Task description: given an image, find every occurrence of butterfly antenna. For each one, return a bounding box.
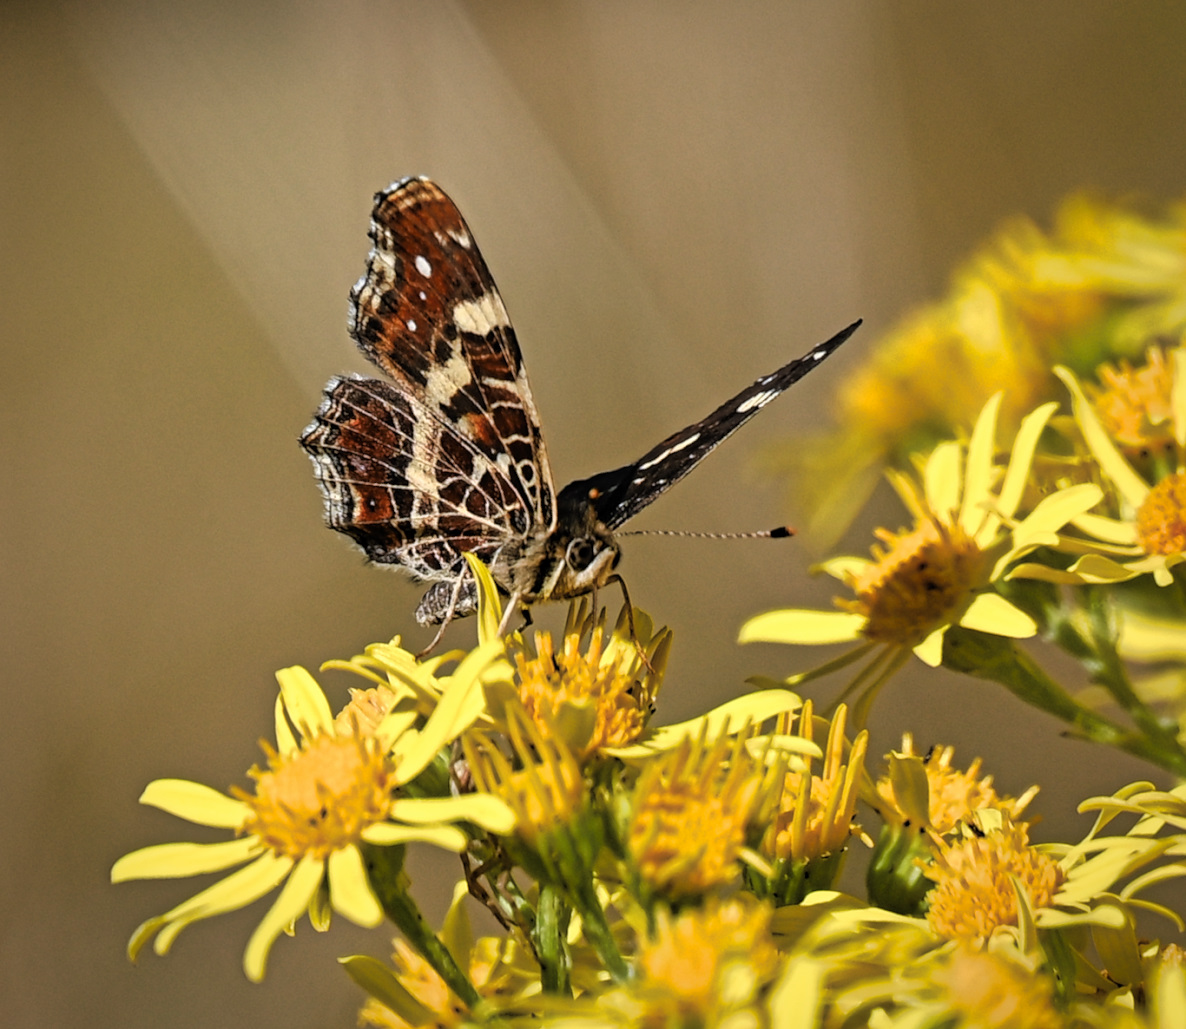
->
[617,526,795,539]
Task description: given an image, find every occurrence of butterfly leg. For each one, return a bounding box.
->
[496,592,526,636]
[603,574,655,673]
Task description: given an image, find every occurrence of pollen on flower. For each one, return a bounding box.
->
[334,684,398,736]
[875,736,1037,834]
[629,734,762,899]
[515,627,651,758]
[636,896,779,1019]
[237,733,395,860]
[1088,346,1175,453]
[923,820,1065,939]
[1136,471,1186,556]
[841,518,986,645]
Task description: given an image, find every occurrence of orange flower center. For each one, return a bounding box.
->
[238,733,394,859]
[842,518,986,645]
[1136,471,1186,556]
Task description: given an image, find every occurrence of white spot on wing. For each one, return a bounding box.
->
[407,319,417,332]
[418,290,427,301]
[737,389,777,413]
[453,292,510,335]
[637,432,700,470]
[415,255,432,277]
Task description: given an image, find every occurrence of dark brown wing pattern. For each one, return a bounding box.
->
[300,177,554,589]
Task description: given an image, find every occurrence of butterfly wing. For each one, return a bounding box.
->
[301,374,535,578]
[556,321,861,529]
[349,177,555,532]
[301,177,554,589]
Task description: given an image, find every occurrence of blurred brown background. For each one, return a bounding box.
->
[6,3,1186,1026]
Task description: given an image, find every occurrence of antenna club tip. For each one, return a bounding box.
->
[770,525,795,539]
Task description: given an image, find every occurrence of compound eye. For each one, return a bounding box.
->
[565,537,596,571]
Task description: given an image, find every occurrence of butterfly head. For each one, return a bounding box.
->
[525,485,621,602]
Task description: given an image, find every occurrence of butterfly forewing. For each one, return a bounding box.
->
[559,320,862,529]
[349,177,555,530]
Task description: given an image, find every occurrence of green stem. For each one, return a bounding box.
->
[533,884,571,995]
[942,628,1186,777]
[552,829,628,982]
[362,844,482,1010]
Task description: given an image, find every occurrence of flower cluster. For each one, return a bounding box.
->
[115,193,1186,1027]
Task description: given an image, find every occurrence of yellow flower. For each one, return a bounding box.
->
[1013,352,1186,587]
[927,947,1064,1029]
[112,646,512,981]
[872,735,1038,836]
[463,700,586,852]
[762,701,868,868]
[627,729,774,900]
[778,193,1186,544]
[742,395,1099,719]
[923,816,1065,940]
[506,601,671,762]
[609,895,780,1029]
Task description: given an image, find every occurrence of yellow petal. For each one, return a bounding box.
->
[138,779,249,829]
[924,440,963,521]
[1072,511,1139,545]
[768,956,823,1029]
[815,556,869,581]
[361,823,468,850]
[136,851,293,959]
[606,689,803,759]
[327,845,383,927]
[997,401,1059,520]
[1173,347,1186,448]
[112,837,260,882]
[392,640,503,781]
[243,854,324,981]
[1066,554,1145,583]
[1118,611,1186,662]
[1014,484,1104,543]
[339,955,432,1025]
[389,794,515,834]
[913,627,947,667]
[957,593,1037,638]
[960,392,1003,535]
[465,552,503,646]
[1055,365,1150,508]
[275,666,333,740]
[739,609,866,645]
[273,693,297,755]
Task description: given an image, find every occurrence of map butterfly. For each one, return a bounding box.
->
[301,177,860,642]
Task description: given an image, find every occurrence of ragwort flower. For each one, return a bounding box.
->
[112,644,511,981]
[627,728,777,901]
[774,193,1186,544]
[741,394,1100,718]
[1013,351,1186,587]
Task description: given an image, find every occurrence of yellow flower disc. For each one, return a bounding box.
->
[239,734,394,860]
[1089,346,1175,452]
[1136,471,1186,556]
[843,519,986,645]
[924,822,1064,939]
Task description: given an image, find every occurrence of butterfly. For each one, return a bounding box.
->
[300,177,859,643]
